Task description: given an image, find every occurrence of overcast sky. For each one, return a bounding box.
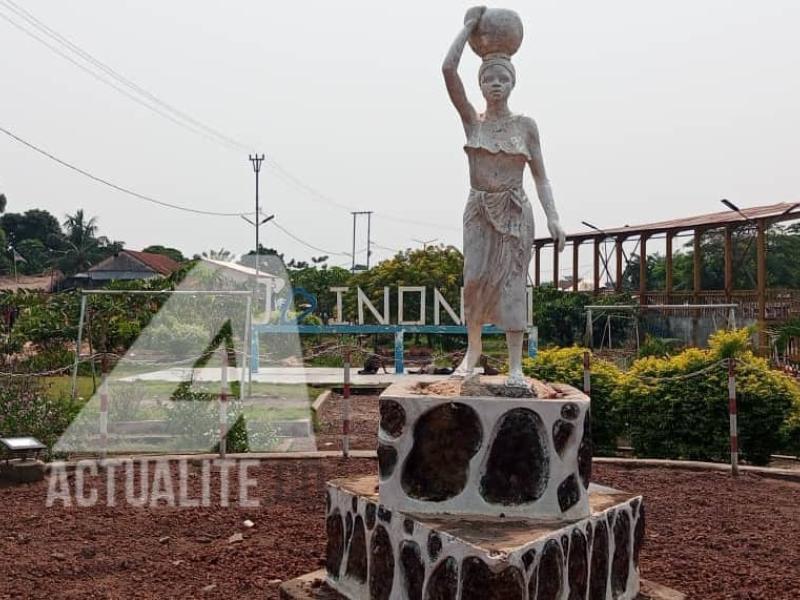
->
[1,1,799,279]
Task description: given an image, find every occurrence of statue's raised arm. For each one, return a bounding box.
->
[441,7,485,129]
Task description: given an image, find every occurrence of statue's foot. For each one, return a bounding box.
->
[505,370,530,389]
[451,357,475,379]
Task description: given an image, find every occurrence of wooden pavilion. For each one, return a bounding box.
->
[533,201,800,350]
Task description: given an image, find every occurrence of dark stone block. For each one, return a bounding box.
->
[558,474,581,513]
[345,516,367,582]
[402,403,482,502]
[526,562,538,600]
[378,505,392,524]
[578,411,593,489]
[370,525,394,600]
[480,408,549,505]
[325,491,331,514]
[325,511,344,580]
[568,528,589,600]
[404,518,415,535]
[400,541,425,600]
[461,557,524,600]
[612,511,632,596]
[378,444,399,479]
[553,420,575,457]
[522,548,537,572]
[586,522,594,546]
[634,504,646,565]
[351,496,358,513]
[631,498,641,517]
[589,521,609,600]
[365,502,377,530]
[427,532,443,562]
[561,403,580,421]
[380,399,406,438]
[345,512,353,546]
[536,539,563,600]
[427,557,458,600]
[561,534,570,556]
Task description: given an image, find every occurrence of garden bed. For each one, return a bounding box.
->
[0,459,798,599]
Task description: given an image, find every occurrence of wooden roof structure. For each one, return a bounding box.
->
[532,201,800,350]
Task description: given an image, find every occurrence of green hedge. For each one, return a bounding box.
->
[617,329,800,465]
[523,329,800,465]
[523,347,624,455]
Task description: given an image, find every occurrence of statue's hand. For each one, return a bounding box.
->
[464,6,486,29]
[548,220,567,253]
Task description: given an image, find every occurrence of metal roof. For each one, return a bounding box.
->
[535,201,800,245]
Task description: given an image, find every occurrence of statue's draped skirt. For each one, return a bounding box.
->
[463,186,534,331]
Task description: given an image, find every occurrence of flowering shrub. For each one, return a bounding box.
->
[523,346,625,454]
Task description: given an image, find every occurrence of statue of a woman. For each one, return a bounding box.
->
[444,6,566,387]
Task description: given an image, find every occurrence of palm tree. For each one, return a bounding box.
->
[202,247,234,262]
[60,209,102,274]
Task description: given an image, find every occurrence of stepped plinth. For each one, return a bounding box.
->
[280,376,683,600]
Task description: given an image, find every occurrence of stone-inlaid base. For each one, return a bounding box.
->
[324,475,645,600]
[280,571,685,600]
[378,378,592,520]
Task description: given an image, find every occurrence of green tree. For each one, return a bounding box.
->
[143,245,185,263]
[15,239,49,275]
[0,208,62,247]
[349,245,464,323]
[57,209,124,275]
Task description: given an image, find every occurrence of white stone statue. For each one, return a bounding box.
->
[444,6,566,388]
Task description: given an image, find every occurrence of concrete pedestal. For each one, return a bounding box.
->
[323,475,644,600]
[377,378,592,520]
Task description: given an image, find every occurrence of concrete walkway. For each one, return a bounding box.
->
[122,367,450,386]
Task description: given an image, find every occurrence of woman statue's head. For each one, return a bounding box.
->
[479,56,516,103]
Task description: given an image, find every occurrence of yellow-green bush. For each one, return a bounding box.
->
[617,328,800,465]
[523,347,625,454]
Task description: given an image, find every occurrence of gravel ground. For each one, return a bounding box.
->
[315,392,380,451]
[1,458,798,599]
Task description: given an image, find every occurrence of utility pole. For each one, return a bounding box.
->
[248,154,265,275]
[350,211,373,272]
[413,238,438,250]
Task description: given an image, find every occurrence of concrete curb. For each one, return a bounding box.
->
[45,454,800,483]
[595,457,800,483]
[311,389,332,414]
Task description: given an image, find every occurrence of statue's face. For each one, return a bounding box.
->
[480,64,514,102]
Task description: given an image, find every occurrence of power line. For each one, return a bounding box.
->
[0,7,242,153]
[0,0,249,153]
[0,2,460,234]
[269,220,350,257]
[0,125,254,217]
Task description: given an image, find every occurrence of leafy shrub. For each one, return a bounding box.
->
[0,376,79,456]
[617,328,799,465]
[637,335,684,359]
[523,346,624,454]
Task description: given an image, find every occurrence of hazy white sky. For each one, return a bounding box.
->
[1,1,799,279]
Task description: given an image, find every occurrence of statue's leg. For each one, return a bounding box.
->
[506,330,527,386]
[454,321,483,376]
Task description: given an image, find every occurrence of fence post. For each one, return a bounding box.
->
[527,326,539,359]
[99,354,109,460]
[728,358,739,477]
[71,294,88,401]
[394,331,405,374]
[585,309,593,349]
[583,351,591,396]
[219,347,229,459]
[342,350,351,458]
